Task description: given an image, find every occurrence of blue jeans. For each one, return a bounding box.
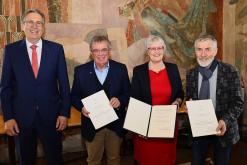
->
[192,136,232,165]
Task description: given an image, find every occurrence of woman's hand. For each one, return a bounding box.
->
[172,98,182,112]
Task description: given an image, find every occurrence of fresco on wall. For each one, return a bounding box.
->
[235,0,247,131]
[236,0,247,92]
[122,0,218,71]
[0,0,222,86]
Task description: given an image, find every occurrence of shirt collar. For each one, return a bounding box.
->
[94,61,110,71]
[26,38,42,48]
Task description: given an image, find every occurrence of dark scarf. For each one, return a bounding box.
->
[198,59,218,99]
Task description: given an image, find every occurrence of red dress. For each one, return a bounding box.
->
[133,69,178,165]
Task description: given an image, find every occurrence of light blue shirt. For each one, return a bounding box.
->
[94,62,110,85]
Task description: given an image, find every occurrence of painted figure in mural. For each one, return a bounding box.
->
[71,35,130,165]
[186,34,243,165]
[131,35,184,165]
[0,9,71,164]
[122,0,217,69]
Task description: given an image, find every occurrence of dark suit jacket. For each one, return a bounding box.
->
[186,60,244,146]
[71,60,130,141]
[1,39,71,127]
[131,62,184,105]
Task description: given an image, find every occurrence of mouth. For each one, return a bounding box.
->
[197,57,214,67]
[152,54,162,57]
[97,56,107,61]
[198,57,209,61]
[30,29,40,35]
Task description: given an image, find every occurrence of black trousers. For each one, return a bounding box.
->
[15,113,63,165]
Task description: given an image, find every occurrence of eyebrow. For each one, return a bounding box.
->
[196,47,212,49]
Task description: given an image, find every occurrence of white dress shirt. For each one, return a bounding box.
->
[26,39,42,68]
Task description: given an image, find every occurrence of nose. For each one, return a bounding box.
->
[96,51,105,56]
[202,50,210,57]
[29,21,43,28]
[154,48,160,52]
[200,50,205,56]
[197,49,207,57]
[32,22,40,28]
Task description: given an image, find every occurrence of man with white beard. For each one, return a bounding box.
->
[186,34,243,165]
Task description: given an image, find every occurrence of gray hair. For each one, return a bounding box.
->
[146,35,166,51]
[89,35,112,51]
[21,9,45,24]
[194,34,217,50]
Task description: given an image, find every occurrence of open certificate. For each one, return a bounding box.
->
[124,97,177,138]
[81,90,118,130]
[186,99,219,137]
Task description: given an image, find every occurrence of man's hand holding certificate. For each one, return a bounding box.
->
[124,97,177,138]
[186,99,220,137]
[81,90,118,130]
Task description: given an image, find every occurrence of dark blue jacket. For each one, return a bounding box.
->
[1,39,71,127]
[71,60,130,141]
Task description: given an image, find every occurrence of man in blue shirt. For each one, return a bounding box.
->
[71,35,130,165]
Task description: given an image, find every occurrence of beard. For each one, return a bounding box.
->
[197,57,215,67]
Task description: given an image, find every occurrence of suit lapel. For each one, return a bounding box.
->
[216,62,223,109]
[106,60,113,97]
[19,40,36,79]
[89,61,99,92]
[38,40,50,79]
[143,63,152,104]
[191,67,199,99]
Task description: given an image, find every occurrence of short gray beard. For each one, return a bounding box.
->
[197,57,214,67]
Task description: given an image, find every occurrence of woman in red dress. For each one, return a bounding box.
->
[131,35,184,165]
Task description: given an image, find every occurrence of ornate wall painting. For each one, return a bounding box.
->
[235,0,247,127]
[0,0,224,81]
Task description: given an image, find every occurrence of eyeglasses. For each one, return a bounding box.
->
[91,48,109,55]
[148,46,164,51]
[24,20,44,27]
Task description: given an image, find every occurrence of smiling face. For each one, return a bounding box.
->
[91,41,110,69]
[147,41,165,63]
[21,12,44,44]
[195,39,217,67]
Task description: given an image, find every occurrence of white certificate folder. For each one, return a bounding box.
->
[186,99,219,137]
[81,90,118,130]
[124,97,177,138]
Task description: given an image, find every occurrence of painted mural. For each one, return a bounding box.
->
[236,0,247,92]
[235,0,247,130]
[0,0,223,82]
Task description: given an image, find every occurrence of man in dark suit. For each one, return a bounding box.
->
[1,9,70,164]
[186,34,243,165]
[71,35,130,165]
